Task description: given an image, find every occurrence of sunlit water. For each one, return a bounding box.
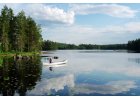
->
[0,50,140,96]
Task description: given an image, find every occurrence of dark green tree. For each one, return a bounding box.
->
[15,11,26,52]
[0,6,42,52]
[25,17,42,52]
[127,38,140,52]
[0,6,10,52]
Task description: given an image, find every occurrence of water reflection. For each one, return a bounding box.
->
[0,56,42,96]
[40,50,140,96]
[78,50,127,53]
[0,50,140,96]
[49,67,53,71]
[72,80,137,95]
[27,74,74,96]
[128,58,140,64]
[44,63,67,71]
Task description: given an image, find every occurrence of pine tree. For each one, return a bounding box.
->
[0,6,10,52]
[0,6,42,53]
[16,11,26,52]
[25,17,42,52]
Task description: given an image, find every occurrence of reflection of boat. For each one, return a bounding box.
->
[48,64,67,70]
[43,60,68,66]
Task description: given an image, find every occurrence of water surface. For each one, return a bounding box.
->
[0,50,140,96]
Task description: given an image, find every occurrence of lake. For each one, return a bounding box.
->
[0,50,140,96]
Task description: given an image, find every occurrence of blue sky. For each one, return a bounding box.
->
[0,3,140,44]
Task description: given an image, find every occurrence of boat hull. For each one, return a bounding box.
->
[43,60,67,66]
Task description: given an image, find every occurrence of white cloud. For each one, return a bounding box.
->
[73,80,137,95]
[70,4,138,18]
[0,3,138,25]
[27,74,74,95]
[0,4,75,25]
[25,4,75,24]
[42,22,140,44]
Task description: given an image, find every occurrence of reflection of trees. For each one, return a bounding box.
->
[128,58,140,64]
[0,56,42,96]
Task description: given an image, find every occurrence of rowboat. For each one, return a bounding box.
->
[43,60,68,66]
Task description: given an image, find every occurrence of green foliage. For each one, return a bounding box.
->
[42,40,127,50]
[0,6,42,53]
[57,43,78,50]
[25,17,42,52]
[0,6,10,52]
[78,44,127,50]
[100,44,127,50]
[127,38,140,52]
[0,52,40,57]
[42,40,58,50]
[78,44,100,49]
[0,57,3,67]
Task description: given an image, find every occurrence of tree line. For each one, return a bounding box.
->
[42,40,127,50]
[127,38,140,52]
[42,38,140,52]
[0,6,42,53]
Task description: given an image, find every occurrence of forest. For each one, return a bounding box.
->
[0,6,42,53]
[42,39,140,52]
[42,40,127,50]
[127,38,140,52]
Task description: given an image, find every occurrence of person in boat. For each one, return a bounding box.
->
[49,58,52,63]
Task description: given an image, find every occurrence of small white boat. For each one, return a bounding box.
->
[43,60,68,66]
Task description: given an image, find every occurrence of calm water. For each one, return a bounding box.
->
[0,50,140,96]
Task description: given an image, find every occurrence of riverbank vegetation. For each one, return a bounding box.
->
[0,52,40,57]
[0,6,42,54]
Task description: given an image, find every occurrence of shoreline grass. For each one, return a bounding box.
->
[0,52,41,57]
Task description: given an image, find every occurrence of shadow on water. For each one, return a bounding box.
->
[0,56,42,96]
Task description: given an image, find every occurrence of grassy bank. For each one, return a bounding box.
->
[0,52,41,57]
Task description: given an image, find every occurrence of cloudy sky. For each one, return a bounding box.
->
[0,3,140,44]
